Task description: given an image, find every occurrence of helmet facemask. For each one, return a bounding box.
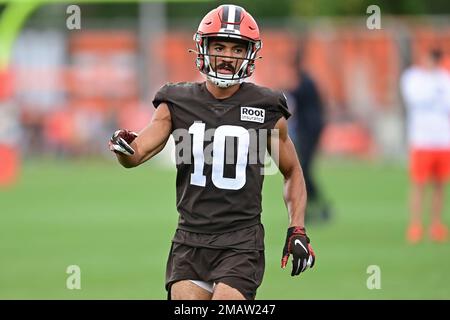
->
[194,33,261,88]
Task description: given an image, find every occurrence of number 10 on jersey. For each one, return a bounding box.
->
[189,122,250,190]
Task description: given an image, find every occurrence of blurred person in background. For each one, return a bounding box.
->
[401,48,450,244]
[109,4,316,300]
[289,56,331,224]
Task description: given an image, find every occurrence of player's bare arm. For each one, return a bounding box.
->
[111,103,172,168]
[270,116,316,276]
[271,116,307,228]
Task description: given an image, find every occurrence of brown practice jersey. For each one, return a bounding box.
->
[152,81,290,234]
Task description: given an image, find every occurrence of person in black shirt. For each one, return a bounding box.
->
[289,69,331,223]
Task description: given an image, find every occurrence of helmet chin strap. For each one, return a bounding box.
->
[207,74,242,88]
[206,66,243,88]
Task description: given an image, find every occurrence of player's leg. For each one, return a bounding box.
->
[429,150,450,242]
[298,137,317,202]
[211,248,265,300]
[407,182,425,243]
[409,182,425,225]
[170,280,213,300]
[429,181,448,242]
[212,282,245,300]
[431,181,444,224]
[166,242,214,300]
[407,150,428,243]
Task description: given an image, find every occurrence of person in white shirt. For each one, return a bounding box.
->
[400,48,450,243]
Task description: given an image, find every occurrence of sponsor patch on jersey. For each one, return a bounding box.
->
[240,107,265,123]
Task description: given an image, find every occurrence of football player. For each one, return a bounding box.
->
[110,4,315,300]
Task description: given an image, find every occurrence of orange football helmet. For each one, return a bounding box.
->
[192,5,262,87]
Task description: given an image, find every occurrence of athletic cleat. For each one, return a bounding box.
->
[429,223,448,242]
[406,223,423,244]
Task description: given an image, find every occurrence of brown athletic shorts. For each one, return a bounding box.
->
[165,223,265,300]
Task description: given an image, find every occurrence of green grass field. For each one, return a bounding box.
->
[1,157,449,299]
